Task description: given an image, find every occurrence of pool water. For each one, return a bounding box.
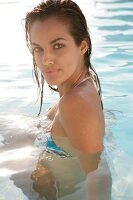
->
[0,0,133,199]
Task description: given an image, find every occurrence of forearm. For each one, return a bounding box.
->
[87,159,112,200]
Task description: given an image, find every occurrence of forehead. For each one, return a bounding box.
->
[30,17,72,43]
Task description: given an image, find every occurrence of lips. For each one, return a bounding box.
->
[45,69,60,76]
[45,69,58,74]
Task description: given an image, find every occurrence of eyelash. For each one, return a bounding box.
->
[32,47,43,54]
[53,43,65,49]
[32,43,65,54]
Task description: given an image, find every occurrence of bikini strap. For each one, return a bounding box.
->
[73,72,100,94]
[73,75,91,88]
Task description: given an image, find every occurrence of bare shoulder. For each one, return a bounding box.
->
[59,84,103,122]
[46,101,59,120]
[58,86,105,153]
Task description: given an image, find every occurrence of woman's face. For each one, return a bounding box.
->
[30,17,88,86]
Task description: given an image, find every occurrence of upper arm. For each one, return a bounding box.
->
[59,94,104,154]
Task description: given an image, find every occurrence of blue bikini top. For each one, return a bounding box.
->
[35,131,72,158]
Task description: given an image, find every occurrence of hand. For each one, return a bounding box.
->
[31,162,58,200]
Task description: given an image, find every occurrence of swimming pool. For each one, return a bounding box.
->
[0,0,133,199]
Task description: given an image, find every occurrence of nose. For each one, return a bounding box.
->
[44,60,54,66]
[42,51,54,67]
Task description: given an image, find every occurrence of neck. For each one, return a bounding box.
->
[58,69,88,97]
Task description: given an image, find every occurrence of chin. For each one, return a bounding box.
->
[46,80,59,87]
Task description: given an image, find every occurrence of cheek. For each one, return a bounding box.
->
[34,54,43,70]
[64,51,80,69]
[34,54,41,65]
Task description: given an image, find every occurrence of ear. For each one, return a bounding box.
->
[80,40,89,55]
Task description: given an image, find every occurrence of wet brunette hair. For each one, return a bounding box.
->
[25,0,103,115]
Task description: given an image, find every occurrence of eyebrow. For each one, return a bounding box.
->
[31,37,66,46]
[50,37,66,44]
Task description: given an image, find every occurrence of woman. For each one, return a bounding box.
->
[25,0,112,199]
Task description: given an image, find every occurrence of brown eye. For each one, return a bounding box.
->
[32,47,43,53]
[54,43,64,49]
